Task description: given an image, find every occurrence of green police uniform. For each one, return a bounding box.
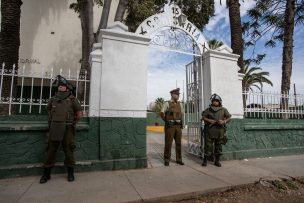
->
[161,88,184,165]
[40,75,82,184]
[202,106,231,157]
[44,91,82,168]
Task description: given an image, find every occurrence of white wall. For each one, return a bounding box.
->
[202,48,244,118]
[89,23,151,118]
[19,0,119,75]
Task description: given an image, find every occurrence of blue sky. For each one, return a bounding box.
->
[147,1,304,104]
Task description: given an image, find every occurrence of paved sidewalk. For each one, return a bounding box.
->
[1,133,304,203]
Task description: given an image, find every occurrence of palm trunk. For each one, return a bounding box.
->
[114,0,129,22]
[242,80,247,108]
[78,0,94,103]
[95,0,112,41]
[228,0,244,73]
[0,0,23,115]
[80,0,94,76]
[280,0,295,119]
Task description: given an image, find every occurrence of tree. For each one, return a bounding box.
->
[208,39,224,50]
[70,0,103,101]
[96,0,112,39]
[79,0,94,76]
[0,0,23,115]
[220,0,244,73]
[176,0,215,29]
[242,65,273,107]
[70,0,95,76]
[0,0,22,67]
[281,0,296,112]
[242,65,273,92]
[228,0,244,72]
[125,0,215,32]
[245,0,303,114]
[115,0,129,22]
[152,97,165,115]
[125,0,157,32]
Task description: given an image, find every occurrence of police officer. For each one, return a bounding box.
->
[201,94,231,167]
[40,75,82,183]
[160,88,185,166]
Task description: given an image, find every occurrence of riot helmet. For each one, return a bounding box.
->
[53,75,73,90]
[210,93,222,105]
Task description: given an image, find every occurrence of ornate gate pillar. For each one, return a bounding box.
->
[202,46,244,118]
[89,22,150,169]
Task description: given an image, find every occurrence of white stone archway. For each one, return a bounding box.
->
[88,4,244,165]
[89,4,244,120]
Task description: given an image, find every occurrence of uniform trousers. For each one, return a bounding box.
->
[164,125,182,162]
[203,134,222,157]
[44,125,76,167]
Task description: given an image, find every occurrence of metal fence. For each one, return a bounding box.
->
[243,91,304,119]
[0,64,90,115]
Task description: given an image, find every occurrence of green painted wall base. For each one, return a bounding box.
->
[0,158,147,179]
[222,118,304,160]
[0,115,147,179]
[1,116,304,178]
[223,147,304,160]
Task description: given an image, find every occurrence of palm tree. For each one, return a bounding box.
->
[242,65,273,107]
[0,0,23,115]
[242,66,273,92]
[245,0,303,117]
[280,0,295,115]
[220,0,244,73]
[0,0,22,67]
[208,39,224,50]
[153,97,165,116]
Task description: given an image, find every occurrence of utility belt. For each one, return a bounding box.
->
[165,120,182,127]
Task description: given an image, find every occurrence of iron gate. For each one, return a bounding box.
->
[185,56,203,156]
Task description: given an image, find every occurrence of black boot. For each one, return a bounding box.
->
[214,156,221,167]
[176,160,184,165]
[202,156,208,166]
[40,167,51,184]
[67,167,75,182]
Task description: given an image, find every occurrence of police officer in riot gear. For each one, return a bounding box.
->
[40,75,82,183]
[201,94,231,167]
[160,88,185,166]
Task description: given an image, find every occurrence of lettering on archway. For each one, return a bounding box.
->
[135,4,209,54]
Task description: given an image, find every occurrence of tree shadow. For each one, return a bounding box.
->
[19,0,78,74]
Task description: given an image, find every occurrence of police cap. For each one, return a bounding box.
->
[170,88,180,95]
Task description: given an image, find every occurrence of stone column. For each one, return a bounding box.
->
[202,46,244,118]
[89,22,151,169]
[89,43,102,117]
[98,23,150,118]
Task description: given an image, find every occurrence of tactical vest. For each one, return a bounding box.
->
[204,107,226,139]
[206,107,225,121]
[165,101,182,121]
[50,95,75,124]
